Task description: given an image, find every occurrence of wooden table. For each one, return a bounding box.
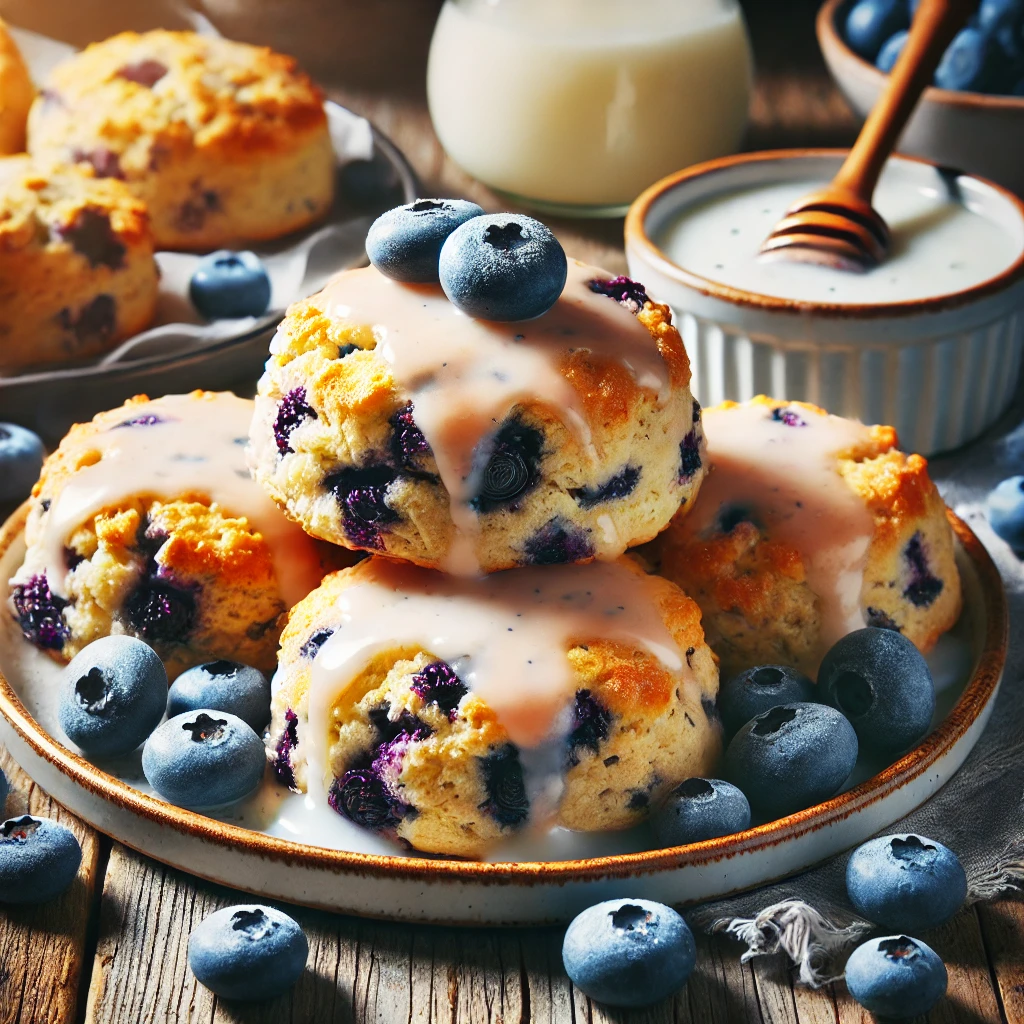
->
[4,3,1023,1021]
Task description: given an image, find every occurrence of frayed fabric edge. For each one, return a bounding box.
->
[710,899,872,988]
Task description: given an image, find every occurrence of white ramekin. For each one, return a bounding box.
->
[625,151,1024,456]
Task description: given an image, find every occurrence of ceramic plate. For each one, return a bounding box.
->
[0,505,1006,924]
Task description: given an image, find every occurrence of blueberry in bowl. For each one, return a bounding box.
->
[845,833,967,930]
[189,250,271,320]
[650,778,751,847]
[142,709,266,809]
[366,199,484,282]
[844,0,909,60]
[718,664,816,736]
[167,660,271,733]
[817,626,935,754]
[723,702,858,819]
[439,212,567,320]
[844,934,947,1018]
[562,898,696,1008]
[188,904,308,1001]
[0,815,82,904]
[58,635,168,759]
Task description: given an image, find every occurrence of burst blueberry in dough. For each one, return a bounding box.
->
[27,30,334,250]
[265,557,721,859]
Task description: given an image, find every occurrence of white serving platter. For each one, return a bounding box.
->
[0,505,1006,925]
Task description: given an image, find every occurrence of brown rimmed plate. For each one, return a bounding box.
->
[0,504,1006,925]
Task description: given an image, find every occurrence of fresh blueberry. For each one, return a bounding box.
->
[562,898,696,1007]
[651,778,751,846]
[876,29,909,71]
[366,199,484,283]
[844,0,909,60]
[724,703,858,819]
[188,904,308,1001]
[189,251,271,320]
[987,476,1024,552]
[58,636,168,758]
[846,833,967,930]
[168,661,271,733]
[844,935,947,1018]
[0,815,81,903]
[0,423,44,503]
[818,627,934,754]
[718,665,816,736]
[980,0,1024,32]
[439,213,567,321]
[142,710,265,808]
[935,27,1004,91]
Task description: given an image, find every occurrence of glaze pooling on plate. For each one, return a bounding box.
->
[310,259,676,574]
[306,557,688,788]
[18,392,323,608]
[680,401,875,651]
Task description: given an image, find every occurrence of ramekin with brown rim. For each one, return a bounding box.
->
[625,150,1024,456]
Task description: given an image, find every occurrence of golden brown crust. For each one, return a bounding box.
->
[0,20,34,155]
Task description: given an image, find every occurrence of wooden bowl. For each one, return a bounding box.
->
[818,0,1024,197]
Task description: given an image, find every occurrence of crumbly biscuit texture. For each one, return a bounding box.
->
[646,397,962,677]
[267,558,721,859]
[250,268,706,573]
[28,30,334,249]
[0,155,157,371]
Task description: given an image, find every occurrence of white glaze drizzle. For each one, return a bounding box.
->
[677,402,875,652]
[306,558,687,799]
[311,259,670,574]
[35,393,324,607]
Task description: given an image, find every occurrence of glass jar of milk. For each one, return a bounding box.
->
[427,0,753,217]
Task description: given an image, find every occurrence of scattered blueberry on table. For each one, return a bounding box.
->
[718,664,816,736]
[58,636,168,759]
[844,0,1024,95]
[987,476,1024,552]
[189,250,271,320]
[167,660,271,733]
[562,898,696,1007]
[142,709,265,809]
[439,212,568,321]
[844,934,948,1018]
[846,833,968,930]
[724,702,858,819]
[0,423,44,504]
[0,815,82,903]
[366,198,484,282]
[188,904,308,1001]
[651,778,751,847]
[817,627,935,754]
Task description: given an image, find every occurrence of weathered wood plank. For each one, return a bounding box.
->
[0,748,102,1024]
[975,897,1024,1024]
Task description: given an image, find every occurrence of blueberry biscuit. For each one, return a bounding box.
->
[27,30,334,250]
[0,156,158,372]
[267,556,721,859]
[0,19,33,155]
[644,397,961,677]
[8,392,348,677]
[249,263,706,574]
